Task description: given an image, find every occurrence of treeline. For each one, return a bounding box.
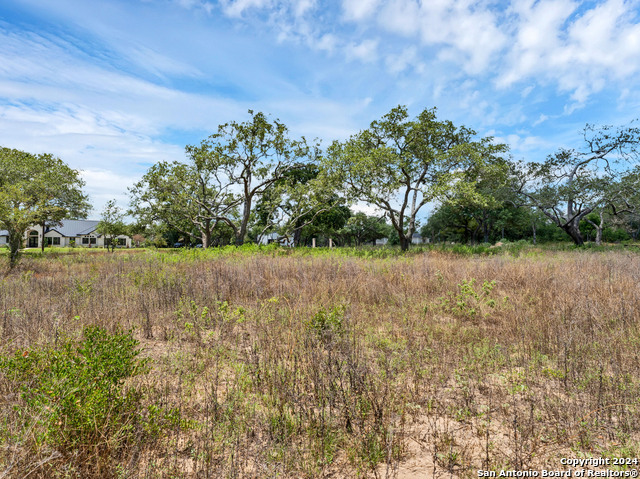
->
[129,107,640,249]
[2,105,640,267]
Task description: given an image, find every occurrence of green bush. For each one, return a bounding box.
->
[306,305,346,340]
[0,326,150,463]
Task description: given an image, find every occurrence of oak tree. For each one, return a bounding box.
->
[512,123,640,245]
[0,147,89,268]
[326,106,507,250]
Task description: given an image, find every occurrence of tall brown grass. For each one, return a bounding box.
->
[1,248,639,478]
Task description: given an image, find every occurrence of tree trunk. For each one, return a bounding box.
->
[595,227,602,245]
[562,220,585,246]
[399,235,410,251]
[531,220,536,245]
[40,221,46,252]
[293,228,302,247]
[202,230,211,249]
[237,198,251,246]
[587,211,605,246]
[8,230,22,269]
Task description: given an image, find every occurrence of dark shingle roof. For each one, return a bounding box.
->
[1,221,104,238]
[46,220,101,237]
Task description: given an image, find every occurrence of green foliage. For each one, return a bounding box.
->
[185,110,314,245]
[252,163,348,246]
[0,147,88,267]
[97,199,128,252]
[512,123,640,245]
[306,305,346,340]
[0,327,149,456]
[129,157,240,248]
[338,212,391,246]
[433,278,500,319]
[326,105,508,250]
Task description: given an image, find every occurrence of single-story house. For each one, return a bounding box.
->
[1,220,132,249]
[258,232,293,247]
[374,234,430,246]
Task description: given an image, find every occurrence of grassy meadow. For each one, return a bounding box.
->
[1,244,640,478]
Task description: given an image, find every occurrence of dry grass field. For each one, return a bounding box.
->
[1,246,639,478]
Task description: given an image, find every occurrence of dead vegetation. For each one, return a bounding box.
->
[1,247,639,478]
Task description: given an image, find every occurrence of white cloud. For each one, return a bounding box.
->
[293,0,315,17]
[221,0,272,17]
[533,114,549,126]
[351,202,383,216]
[345,39,378,63]
[373,0,507,74]
[0,101,185,215]
[499,0,640,103]
[314,33,338,52]
[493,132,551,158]
[521,85,535,98]
[124,44,203,79]
[342,0,380,21]
[81,169,143,215]
[175,0,215,13]
[385,46,418,74]
[378,0,421,36]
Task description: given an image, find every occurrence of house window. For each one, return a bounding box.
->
[117,238,127,246]
[46,237,60,245]
[81,237,96,245]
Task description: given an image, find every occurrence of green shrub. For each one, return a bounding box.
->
[0,326,150,465]
[306,305,346,340]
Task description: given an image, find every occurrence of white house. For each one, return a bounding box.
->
[258,232,293,247]
[1,220,132,249]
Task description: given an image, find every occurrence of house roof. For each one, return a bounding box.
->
[0,230,7,237]
[46,220,101,237]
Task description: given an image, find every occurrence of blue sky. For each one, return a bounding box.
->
[1,0,639,216]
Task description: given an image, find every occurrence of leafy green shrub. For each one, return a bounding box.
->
[432,278,501,319]
[0,326,150,466]
[306,305,346,340]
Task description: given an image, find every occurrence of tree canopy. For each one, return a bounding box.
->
[126,109,640,250]
[325,105,508,250]
[97,200,128,252]
[0,147,89,267]
[186,110,313,245]
[512,123,640,245]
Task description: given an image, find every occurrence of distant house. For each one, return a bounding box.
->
[411,233,423,244]
[258,232,293,247]
[2,220,132,249]
[375,238,389,246]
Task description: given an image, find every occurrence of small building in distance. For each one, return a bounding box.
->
[7,220,132,248]
[258,232,293,247]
